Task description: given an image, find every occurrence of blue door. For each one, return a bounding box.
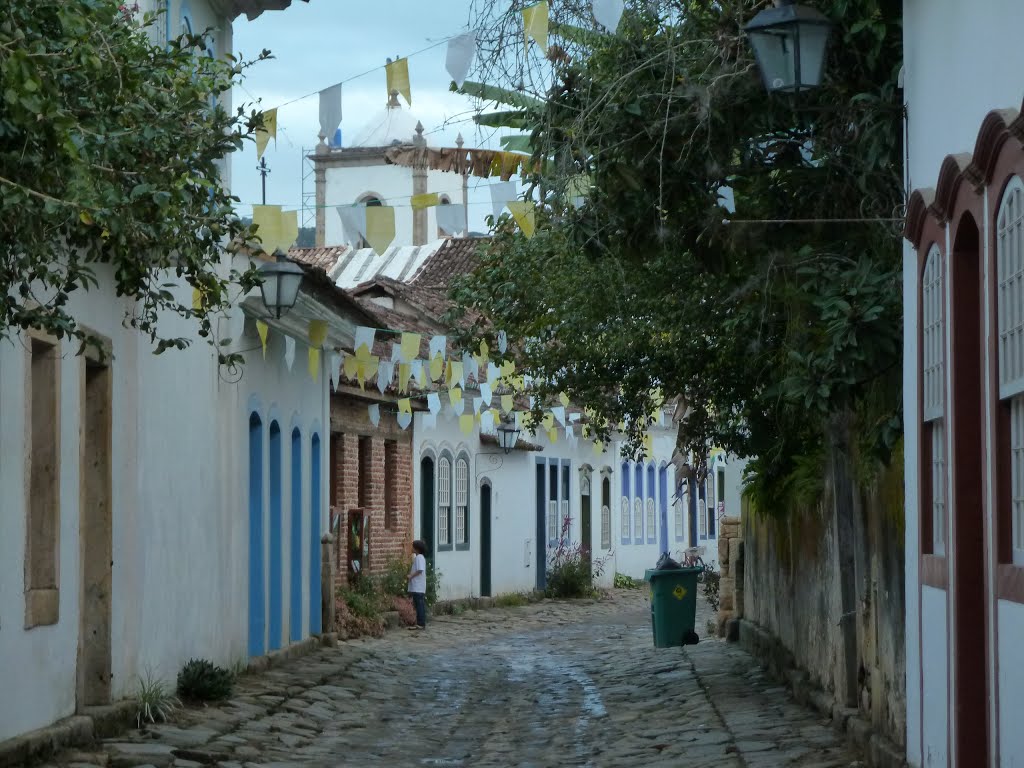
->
[268,422,283,651]
[248,413,265,657]
[658,466,669,554]
[309,434,322,635]
[289,428,302,643]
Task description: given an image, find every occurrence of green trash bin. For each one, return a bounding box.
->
[644,568,701,647]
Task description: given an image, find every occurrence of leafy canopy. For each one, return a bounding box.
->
[0,0,270,359]
[451,0,903,494]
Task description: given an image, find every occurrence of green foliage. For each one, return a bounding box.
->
[134,669,180,728]
[379,556,412,599]
[614,572,644,590]
[340,574,384,619]
[426,560,442,607]
[493,591,533,607]
[176,659,234,702]
[702,569,721,612]
[544,517,608,598]
[453,0,905,510]
[0,0,271,360]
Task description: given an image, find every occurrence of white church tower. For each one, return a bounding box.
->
[312,90,468,249]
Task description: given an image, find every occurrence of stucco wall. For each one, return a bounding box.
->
[742,459,906,750]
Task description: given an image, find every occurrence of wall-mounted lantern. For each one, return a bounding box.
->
[744,0,833,94]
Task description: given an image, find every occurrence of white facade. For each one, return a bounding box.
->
[903,1,1024,765]
[0,0,328,745]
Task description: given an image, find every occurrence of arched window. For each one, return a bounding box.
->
[601,474,611,550]
[997,178,1024,564]
[437,455,452,549]
[437,194,453,237]
[455,455,470,549]
[646,463,656,544]
[633,463,644,542]
[620,461,630,543]
[268,421,283,651]
[922,242,946,556]
[356,194,383,249]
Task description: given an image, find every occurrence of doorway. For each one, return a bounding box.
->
[580,472,592,576]
[949,213,989,764]
[480,483,492,597]
[248,413,265,657]
[658,466,669,555]
[420,456,435,561]
[78,355,112,708]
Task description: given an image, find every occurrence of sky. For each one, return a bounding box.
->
[230,0,517,234]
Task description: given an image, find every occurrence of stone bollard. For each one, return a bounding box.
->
[321,533,337,645]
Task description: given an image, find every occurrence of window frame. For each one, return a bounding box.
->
[646,463,657,544]
[920,241,948,559]
[600,472,612,550]
[454,454,470,550]
[620,461,631,544]
[437,453,453,550]
[633,462,644,543]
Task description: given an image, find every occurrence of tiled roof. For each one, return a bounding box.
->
[410,237,487,289]
[479,433,544,452]
[289,245,350,272]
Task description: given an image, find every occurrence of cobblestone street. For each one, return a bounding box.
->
[54,590,862,768]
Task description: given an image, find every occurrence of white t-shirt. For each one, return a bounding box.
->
[409,553,427,594]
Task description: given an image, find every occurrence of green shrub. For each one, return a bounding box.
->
[379,556,411,598]
[614,572,644,589]
[494,592,532,608]
[544,517,609,598]
[134,669,179,728]
[426,560,441,607]
[702,569,721,612]
[176,659,234,702]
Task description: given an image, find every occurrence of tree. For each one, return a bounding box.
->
[0,0,271,360]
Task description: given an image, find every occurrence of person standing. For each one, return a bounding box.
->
[407,540,428,630]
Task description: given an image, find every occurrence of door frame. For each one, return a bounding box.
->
[480,481,492,597]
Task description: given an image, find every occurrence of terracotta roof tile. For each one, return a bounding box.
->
[410,237,487,288]
[289,245,351,272]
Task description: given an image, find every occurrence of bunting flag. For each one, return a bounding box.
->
[421,412,437,429]
[284,336,295,371]
[480,382,492,407]
[541,412,555,431]
[410,192,439,209]
[547,427,558,443]
[412,359,427,387]
[593,439,604,455]
[399,332,421,362]
[318,84,342,141]
[256,320,269,358]
[552,405,566,426]
[253,204,283,253]
[522,1,549,53]
[487,362,499,385]
[365,206,396,254]
[337,205,368,247]
[449,386,463,408]
[429,335,447,361]
[376,360,394,393]
[452,396,465,416]
[429,353,444,381]
[308,320,328,381]
[449,360,465,388]
[497,330,508,354]
[398,398,412,415]
[397,412,412,430]
[343,353,358,380]
[507,201,536,237]
[567,174,592,207]
[643,433,654,457]
[280,210,298,251]
[329,353,341,391]
[398,363,412,393]
[459,414,475,435]
[558,391,570,408]
[255,107,277,160]
[385,57,412,106]
[436,203,467,236]
[462,352,478,385]
[192,288,202,311]
[501,394,514,413]
[477,338,489,364]
[481,409,495,432]
[354,326,375,358]
[368,404,380,427]
[427,392,441,414]
[592,0,624,32]
[489,181,517,221]
[446,31,476,88]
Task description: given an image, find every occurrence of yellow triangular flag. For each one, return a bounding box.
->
[547,427,558,443]
[256,320,269,358]
[356,361,366,390]
[459,414,475,435]
[542,412,555,430]
[280,209,298,251]
[507,201,536,237]
[522,1,548,53]
[400,332,421,362]
[643,433,654,457]
[500,360,516,378]
[593,440,604,455]
[558,391,570,408]
[449,386,463,406]
[430,353,444,381]
[410,192,439,209]
[501,394,514,413]
[255,108,277,160]
[398,398,412,415]
[192,288,202,311]
[308,320,328,347]
[365,206,396,254]
[308,347,320,381]
[479,338,489,360]
[398,363,412,394]
[385,57,412,106]
[449,360,464,388]
[343,353,358,380]
[364,356,379,382]
[252,204,283,254]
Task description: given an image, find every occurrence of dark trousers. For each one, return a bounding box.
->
[411,592,426,627]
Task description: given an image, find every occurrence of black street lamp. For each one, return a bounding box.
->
[496,416,522,454]
[744,0,833,94]
[258,249,304,319]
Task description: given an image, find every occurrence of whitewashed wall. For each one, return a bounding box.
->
[324,164,467,248]
[903,1,1024,764]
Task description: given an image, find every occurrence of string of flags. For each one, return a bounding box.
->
[249,316,663,457]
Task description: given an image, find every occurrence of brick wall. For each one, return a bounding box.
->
[717,515,743,636]
[329,395,414,580]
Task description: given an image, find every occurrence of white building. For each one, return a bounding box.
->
[902,1,1024,765]
[0,0,373,746]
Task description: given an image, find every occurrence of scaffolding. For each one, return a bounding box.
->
[300,146,316,233]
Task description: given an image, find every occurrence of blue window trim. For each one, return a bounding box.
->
[267,421,283,651]
[560,459,571,545]
[247,411,265,657]
[633,462,644,543]
[646,463,657,544]
[289,428,303,643]
[546,459,559,547]
[309,433,322,635]
[180,1,194,38]
[620,461,631,545]
[454,452,471,551]
[436,450,455,552]
[662,466,680,542]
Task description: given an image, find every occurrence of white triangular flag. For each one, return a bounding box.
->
[592,0,624,31]
[421,412,437,429]
[319,83,342,140]
[376,360,394,393]
[329,352,341,391]
[397,412,412,430]
[446,31,476,89]
[368,404,380,427]
[497,330,508,354]
[452,397,465,416]
[471,396,481,414]
[481,409,495,432]
[427,392,441,415]
[429,335,447,360]
[480,383,492,407]
[487,363,499,385]
[489,181,517,222]
[411,359,426,387]
[552,406,566,426]
[436,203,467,236]
[337,205,368,247]
[284,336,295,371]
[569,412,581,423]
[354,326,375,356]
[391,343,404,363]
[463,351,478,385]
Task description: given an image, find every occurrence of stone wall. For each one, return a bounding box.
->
[329,395,414,579]
[739,458,906,763]
[716,515,743,637]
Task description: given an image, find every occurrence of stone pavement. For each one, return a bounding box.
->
[49,590,863,768]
